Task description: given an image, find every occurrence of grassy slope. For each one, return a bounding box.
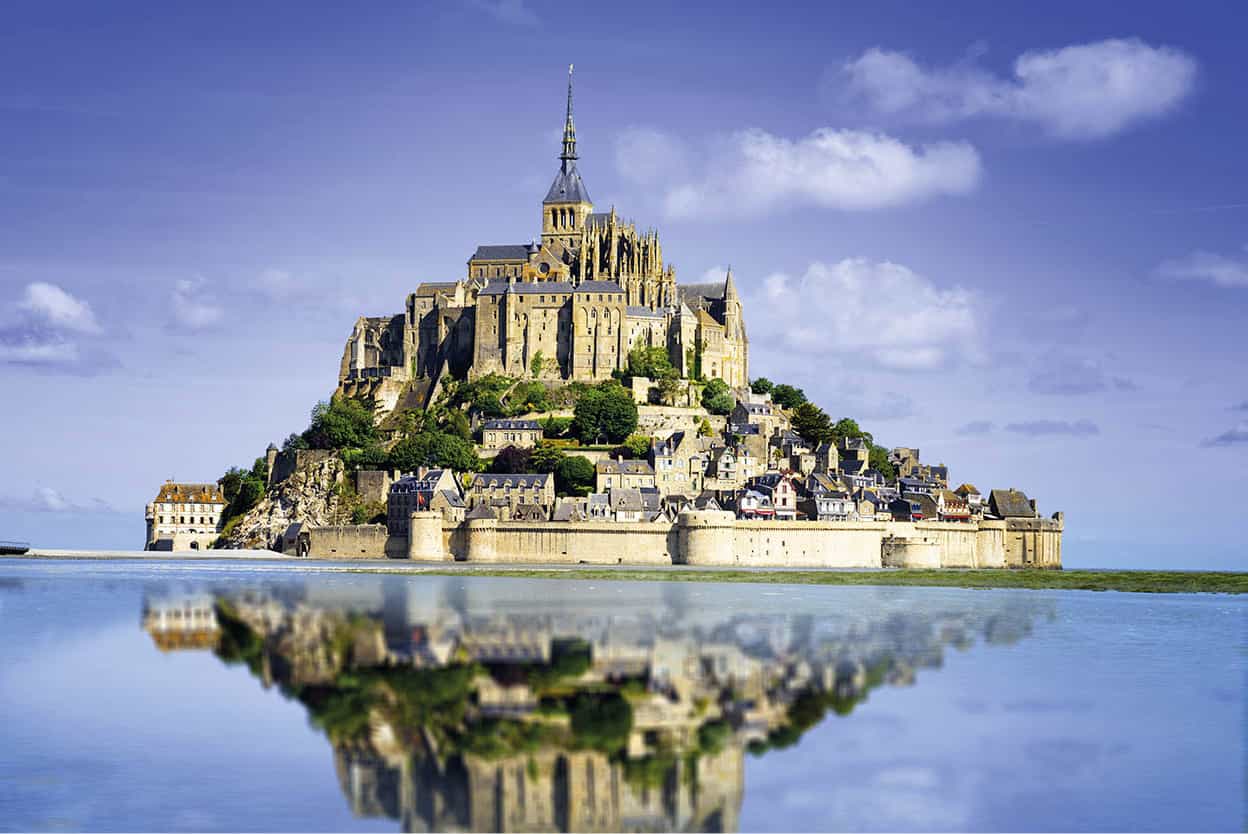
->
[400,567,1248,594]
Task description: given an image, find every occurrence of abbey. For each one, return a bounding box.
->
[338,67,748,412]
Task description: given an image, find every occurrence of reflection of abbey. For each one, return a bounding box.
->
[338,67,748,412]
[159,578,1052,833]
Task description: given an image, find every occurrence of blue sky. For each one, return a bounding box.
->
[1,0,1245,567]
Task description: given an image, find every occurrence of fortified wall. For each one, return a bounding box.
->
[303,510,1064,568]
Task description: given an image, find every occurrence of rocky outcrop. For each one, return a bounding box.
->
[223,456,347,550]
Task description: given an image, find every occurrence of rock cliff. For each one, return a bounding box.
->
[223,455,347,550]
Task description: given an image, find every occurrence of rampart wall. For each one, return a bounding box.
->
[308,510,1063,568]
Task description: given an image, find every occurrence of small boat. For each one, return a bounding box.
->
[0,540,31,555]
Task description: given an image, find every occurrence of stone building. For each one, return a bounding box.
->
[481,419,543,450]
[144,481,227,551]
[387,469,463,535]
[594,458,656,492]
[466,473,556,520]
[336,67,748,419]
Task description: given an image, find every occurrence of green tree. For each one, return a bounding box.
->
[570,693,633,753]
[281,432,308,451]
[572,381,638,444]
[622,434,652,459]
[389,432,481,473]
[489,445,533,474]
[869,444,896,480]
[219,467,246,503]
[530,350,546,379]
[529,441,567,473]
[554,455,595,497]
[750,377,774,395]
[437,408,473,441]
[697,417,714,437]
[627,345,676,380]
[832,417,872,445]
[656,375,683,406]
[701,378,736,415]
[508,381,550,415]
[770,384,807,410]
[540,415,574,438]
[303,396,377,450]
[791,401,835,446]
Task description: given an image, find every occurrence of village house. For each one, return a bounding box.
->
[798,489,856,521]
[649,431,707,497]
[733,488,775,520]
[748,472,798,521]
[595,458,656,492]
[387,468,464,534]
[889,496,923,522]
[813,442,838,475]
[934,489,972,523]
[481,418,543,450]
[954,483,985,517]
[466,473,555,520]
[988,488,1037,519]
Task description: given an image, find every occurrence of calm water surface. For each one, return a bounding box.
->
[0,559,1242,832]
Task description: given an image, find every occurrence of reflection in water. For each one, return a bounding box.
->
[142,582,1054,833]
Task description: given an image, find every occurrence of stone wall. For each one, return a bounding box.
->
[269,449,337,487]
[306,525,404,559]
[317,510,1063,568]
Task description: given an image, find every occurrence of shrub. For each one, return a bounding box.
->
[570,693,633,754]
[770,384,807,410]
[489,445,532,474]
[554,455,595,497]
[389,431,481,473]
[701,378,735,415]
[572,381,638,444]
[627,345,676,380]
[750,377,773,395]
[303,396,377,450]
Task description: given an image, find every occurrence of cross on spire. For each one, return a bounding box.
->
[560,64,577,164]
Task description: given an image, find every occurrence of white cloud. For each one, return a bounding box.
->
[1156,247,1248,288]
[465,0,538,26]
[843,38,1197,139]
[0,487,115,513]
[614,127,690,187]
[18,282,101,333]
[0,339,80,365]
[171,278,224,330]
[752,258,982,371]
[254,268,298,301]
[615,128,980,220]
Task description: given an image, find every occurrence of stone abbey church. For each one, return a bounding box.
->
[338,67,749,414]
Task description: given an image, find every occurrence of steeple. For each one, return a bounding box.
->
[724,266,738,300]
[542,65,592,248]
[560,64,577,164]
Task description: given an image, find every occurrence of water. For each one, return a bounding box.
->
[0,559,1242,832]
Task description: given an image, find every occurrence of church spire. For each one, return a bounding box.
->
[560,64,578,165]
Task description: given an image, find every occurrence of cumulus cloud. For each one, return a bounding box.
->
[0,487,114,513]
[843,38,1197,139]
[1004,419,1100,436]
[1201,421,1248,447]
[753,258,982,372]
[615,127,981,219]
[0,282,115,374]
[955,420,995,435]
[1028,354,1136,395]
[171,278,224,330]
[18,282,101,333]
[1156,246,1248,288]
[465,0,538,26]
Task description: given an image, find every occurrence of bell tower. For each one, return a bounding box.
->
[542,65,593,252]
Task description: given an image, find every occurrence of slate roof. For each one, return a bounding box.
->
[989,489,1035,518]
[597,459,654,476]
[437,489,465,508]
[840,459,866,476]
[471,473,552,489]
[585,212,613,227]
[470,244,530,262]
[625,305,665,319]
[415,282,458,297]
[478,280,575,297]
[483,419,542,431]
[954,483,981,496]
[574,280,625,294]
[543,163,591,204]
[609,488,644,512]
[676,283,725,307]
[638,486,663,512]
[841,436,869,451]
[465,504,497,520]
[154,483,227,504]
[653,431,685,457]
